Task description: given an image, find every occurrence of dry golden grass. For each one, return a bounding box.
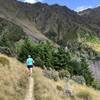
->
[33,67,100,100]
[0,56,10,66]
[0,54,28,100]
[86,42,100,52]
[33,67,63,100]
[0,54,99,100]
[72,82,100,100]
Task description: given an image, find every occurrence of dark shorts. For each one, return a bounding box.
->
[27,65,33,69]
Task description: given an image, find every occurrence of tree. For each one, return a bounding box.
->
[33,41,54,68]
[80,58,94,86]
[18,38,34,62]
[18,39,94,86]
[52,47,71,70]
[18,39,54,67]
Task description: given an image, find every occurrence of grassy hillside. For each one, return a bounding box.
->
[0,54,100,100]
[0,54,28,100]
[82,37,100,52]
[33,67,100,100]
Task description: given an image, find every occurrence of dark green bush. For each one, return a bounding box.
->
[92,81,100,90]
[18,39,94,86]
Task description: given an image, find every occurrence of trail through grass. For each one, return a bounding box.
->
[25,77,34,100]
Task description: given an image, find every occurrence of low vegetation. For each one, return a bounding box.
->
[0,18,26,55]
[82,37,100,52]
[0,54,28,100]
[33,67,100,100]
[77,90,92,100]
[0,54,100,100]
[18,39,95,87]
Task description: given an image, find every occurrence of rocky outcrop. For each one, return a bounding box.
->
[91,59,100,81]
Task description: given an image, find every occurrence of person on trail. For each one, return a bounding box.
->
[26,55,34,76]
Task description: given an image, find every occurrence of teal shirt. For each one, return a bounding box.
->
[26,58,34,66]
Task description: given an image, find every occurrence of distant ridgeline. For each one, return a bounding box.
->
[0,0,100,46]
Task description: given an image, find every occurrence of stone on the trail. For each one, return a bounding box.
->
[63,78,74,98]
[64,81,74,97]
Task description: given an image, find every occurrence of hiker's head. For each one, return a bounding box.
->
[28,55,31,58]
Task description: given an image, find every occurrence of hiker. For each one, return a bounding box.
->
[26,55,34,76]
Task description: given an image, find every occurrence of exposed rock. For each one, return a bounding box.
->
[91,59,100,81]
[72,75,86,85]
[64,78,74,97]
[43,68,59,81]
[0,47,14,56]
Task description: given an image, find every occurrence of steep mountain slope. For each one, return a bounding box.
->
[0,54,28,100]
[0,54,100,100]
[0,17,25,47]
[79,6,100,27]
[0,0,100,46]
[14,1,100,45]
[33,67,100,100]
[79,7,100,38]
[0,0,48,42]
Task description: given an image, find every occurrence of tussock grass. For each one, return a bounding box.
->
[77,90,92,100]
[33,67,63,100]
[73,82,100,100]
[86,42,100,52]
[0,54,28,100]
[33,67,100,100]
[0,56,10,66]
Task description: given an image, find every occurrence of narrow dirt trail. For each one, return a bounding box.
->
[25,77,35,100]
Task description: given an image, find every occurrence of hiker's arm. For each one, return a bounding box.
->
[26,59,28,65]
[33,59,35,63]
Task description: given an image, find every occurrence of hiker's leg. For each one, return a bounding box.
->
[26,66,30,74]
[30,68,33,75]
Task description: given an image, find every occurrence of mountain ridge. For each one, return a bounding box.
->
[0,0,48,42]
[79,6,100,27]
[0,0,100,46]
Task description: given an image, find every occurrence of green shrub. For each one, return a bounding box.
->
[80,58,94,86]
[18,39,94,86]
[18,38,34,62]
[52,48,71,70]
[59,69,70,79]
[92,81,100,90]
[35,57,44,67]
